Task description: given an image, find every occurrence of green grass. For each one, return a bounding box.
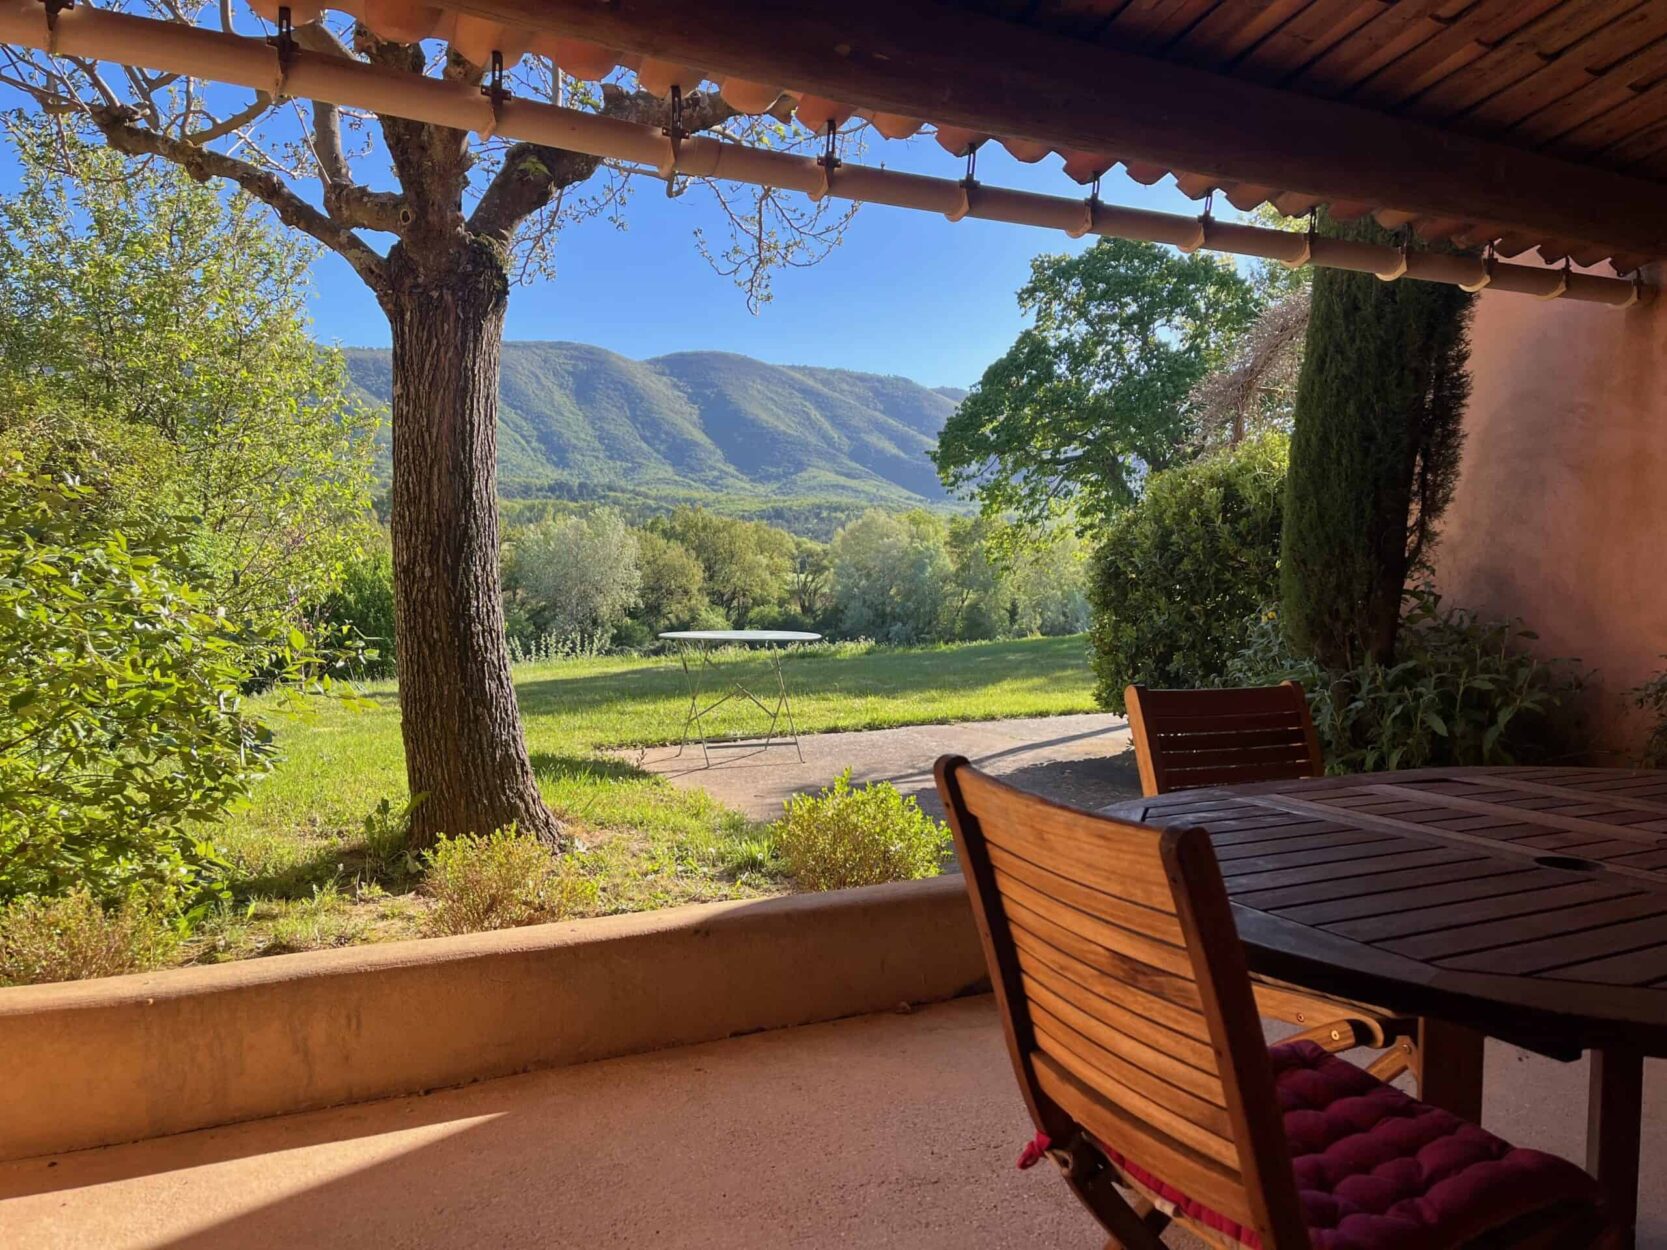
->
[185,635,1096,964]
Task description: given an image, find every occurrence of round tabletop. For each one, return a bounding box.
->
[657,630,823,643]
[1100,766,1667,1057]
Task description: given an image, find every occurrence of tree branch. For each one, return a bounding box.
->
[467,84,741,245]
[89,104,387,289]
[188,93,272,145]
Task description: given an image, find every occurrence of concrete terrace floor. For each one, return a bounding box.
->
[622,712,1140,822]
[4,996,1666,1249]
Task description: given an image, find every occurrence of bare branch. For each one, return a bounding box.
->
[188,93,272,145]
[468,84,739,245]
[88,103,387,289]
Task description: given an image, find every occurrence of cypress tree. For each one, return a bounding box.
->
[1280,215,1474,670]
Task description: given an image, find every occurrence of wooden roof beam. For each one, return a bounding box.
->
[442,0,1667,258]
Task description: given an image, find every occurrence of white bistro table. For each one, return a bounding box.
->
[657,630,822,767]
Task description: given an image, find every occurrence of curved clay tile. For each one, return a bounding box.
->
[1272,192,1321,217]
[248,0,325,23]
[1326,200,1373,220]
[1000,137,1052,163]
[636,57,704,96]
[449,16,531,69]
[529,36,620,81]
[1224,184,1274,212]
[1172,171,1217,199]
[794,94,856,130]
[360,0,441,45]
[868,112,924,140]
[717,78,784,114]
[933,124,986,156]
[1119,161,1167,185]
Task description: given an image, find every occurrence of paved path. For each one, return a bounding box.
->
[619,712,1141,822]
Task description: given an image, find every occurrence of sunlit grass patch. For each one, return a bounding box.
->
[188,634,1095,965]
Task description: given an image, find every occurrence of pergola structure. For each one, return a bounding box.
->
[4,0,1666,303]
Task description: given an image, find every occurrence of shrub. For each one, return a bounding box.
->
[1232,588,1582,773]
[314,540,396,678]
[0,888,179,986]
[420,826,596,936]
[0,457,279,902]
[771,770,949,891]
[1089,432,1286,713]
[1631,661,1667,767]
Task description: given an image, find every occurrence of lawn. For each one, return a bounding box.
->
[187,636,1099,964]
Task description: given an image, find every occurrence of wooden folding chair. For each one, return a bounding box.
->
[936,756,1614,1250]
[1126,682,1417,1085]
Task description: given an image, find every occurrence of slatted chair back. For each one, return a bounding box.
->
[935,755,1310,1248]
[1125,682,1322,798]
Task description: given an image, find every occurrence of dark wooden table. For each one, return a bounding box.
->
[1102,766,1667,1247]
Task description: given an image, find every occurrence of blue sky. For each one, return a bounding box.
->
[465,143,1202,388]
[0,102,1203,389]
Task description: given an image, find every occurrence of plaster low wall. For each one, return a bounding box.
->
[0,877,987,1162]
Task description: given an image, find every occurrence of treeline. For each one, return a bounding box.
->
[325,505,1090,675]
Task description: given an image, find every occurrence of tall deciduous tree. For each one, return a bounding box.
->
[0,122,376,627]
[1280,214,1472,670]
[933,237,1261,528]
[1,9,848,846]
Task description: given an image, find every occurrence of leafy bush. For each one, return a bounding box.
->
[771,770,949,891]
[314,540,396,678]
[1631,661,1667,767]
[0,457,279,902]
[1089,433,1287,713]
[0,888,179,986]
[420,826,596,936]
[1232,588,1582,773]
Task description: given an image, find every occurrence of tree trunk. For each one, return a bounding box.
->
[381,239,561,849]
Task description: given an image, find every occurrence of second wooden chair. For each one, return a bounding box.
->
[1125,682,1417,1084]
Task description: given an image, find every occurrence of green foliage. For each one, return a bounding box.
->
[633,530,710,632]
[420,826,597,936]
[933,238,1262,528]
[0,887,180,986]
[1089,434,1288,713]
[505,508,642,643]
[830,509,954,643]
[314,536,396,678]
[1280,214,1472,670]
[652,506,794,623]
[1232,589,1582,773]
[358,794,423,882]
[1630,661,1667,767]
[0,458,283,902]
[0,122,378,631]
[771,770,949,891]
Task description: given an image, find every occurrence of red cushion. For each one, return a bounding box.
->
[1093,1040,1602,1249]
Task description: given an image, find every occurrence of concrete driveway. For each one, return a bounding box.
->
[619,712,1141,822]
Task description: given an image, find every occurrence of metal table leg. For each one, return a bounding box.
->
[670,641,806,767]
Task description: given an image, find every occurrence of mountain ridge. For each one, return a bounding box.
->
[344,342,962,514]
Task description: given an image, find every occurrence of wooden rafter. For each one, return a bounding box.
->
[439,0,1667,258]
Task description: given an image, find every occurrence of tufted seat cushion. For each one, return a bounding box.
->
[1092,1040,1603,1249]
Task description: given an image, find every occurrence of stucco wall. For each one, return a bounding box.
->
[1435,277,1667,758]
[0,877,987,1162]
